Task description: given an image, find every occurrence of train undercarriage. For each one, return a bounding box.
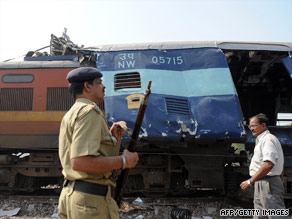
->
[0,138,259,200]
[1,132,292,204]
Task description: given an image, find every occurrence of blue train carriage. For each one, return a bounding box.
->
[86,42,248,195]
[79,41,292,196]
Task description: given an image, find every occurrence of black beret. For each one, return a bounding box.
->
[66,67,103,82]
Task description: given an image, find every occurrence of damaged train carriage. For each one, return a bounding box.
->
[0,41,291,197]
[82,41,292,196]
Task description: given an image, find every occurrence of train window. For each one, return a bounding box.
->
[277,113,292,126]
[2,74,34,83]
[114,72,141,90]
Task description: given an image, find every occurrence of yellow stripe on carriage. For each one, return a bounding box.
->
[0,111,66,121]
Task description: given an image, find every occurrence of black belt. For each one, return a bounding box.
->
[64,180,114,197]
[263,175,279,179]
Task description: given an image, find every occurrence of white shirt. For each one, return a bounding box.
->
[249,130,284,176]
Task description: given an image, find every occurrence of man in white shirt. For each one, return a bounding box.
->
[240,113,286,218]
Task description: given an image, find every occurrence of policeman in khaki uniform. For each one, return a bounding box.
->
[58,67,139,219]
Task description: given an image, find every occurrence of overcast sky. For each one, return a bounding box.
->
[0,0,291,62]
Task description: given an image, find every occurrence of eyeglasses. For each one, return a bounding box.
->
[248,124,259,129]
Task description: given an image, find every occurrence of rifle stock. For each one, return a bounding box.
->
[114,80,152,205]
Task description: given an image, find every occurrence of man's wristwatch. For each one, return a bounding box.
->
[247,179,251,185]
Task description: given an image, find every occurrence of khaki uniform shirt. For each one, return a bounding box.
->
[249,130,284,176]
[59,98,119,187]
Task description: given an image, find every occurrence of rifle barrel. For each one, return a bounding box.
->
[114,80,152,205]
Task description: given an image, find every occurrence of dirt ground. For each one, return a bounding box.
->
[0,195,253,219]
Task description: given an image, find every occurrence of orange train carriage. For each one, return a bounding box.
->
[0,59,79,190]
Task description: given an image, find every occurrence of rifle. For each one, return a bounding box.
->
[114,80,152,206]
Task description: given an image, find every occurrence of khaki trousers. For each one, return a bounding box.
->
[58,182,119,219]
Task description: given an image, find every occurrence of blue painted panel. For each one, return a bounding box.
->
[99,47,245,142]
[189,95,244,138]
[103,68,237,97]
[282,54,292,78]
[96,48,228,71]
[106,93,245,141]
